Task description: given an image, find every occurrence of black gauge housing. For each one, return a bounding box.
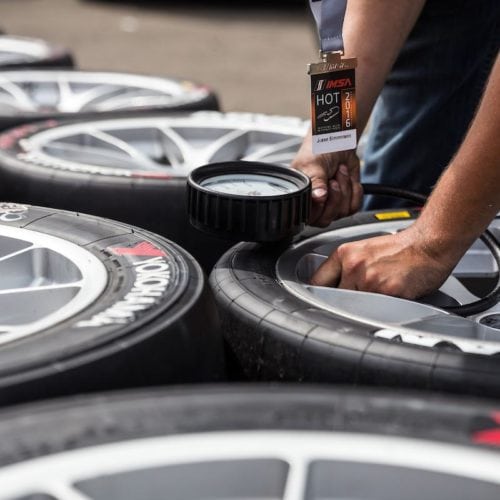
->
[187,161,311,242]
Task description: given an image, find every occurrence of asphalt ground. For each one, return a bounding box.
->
[0,0,317,118]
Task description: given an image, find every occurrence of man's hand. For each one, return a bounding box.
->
[310,227,457,300]
[291,129,363,226]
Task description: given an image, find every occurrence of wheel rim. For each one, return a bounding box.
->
[0,431,499,499]
[0,36,53,66]
[14,112,309,178]
[0,70,213,114]
[276,218,500,354]
[0,223,107,344]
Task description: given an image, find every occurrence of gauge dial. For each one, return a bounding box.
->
[188,161,311,242]
[200,174,298,197]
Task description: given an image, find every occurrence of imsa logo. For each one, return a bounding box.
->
[314,79,326,91]
[315,78,352,92]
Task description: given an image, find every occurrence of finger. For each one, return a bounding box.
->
[337,266,359,291]
[309,198,326,225]
[292,161,328,225]
[316,179,342,227]
[335,164,352,218]
[310,250,342,287]
[350,181,364,213]
[347,154,361,181]
[295,162,329,204]
[336,242,363,291]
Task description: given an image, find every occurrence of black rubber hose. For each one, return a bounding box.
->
[362,183,428,205]
[361,183,500,317]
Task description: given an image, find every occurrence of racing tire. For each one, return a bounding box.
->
[0,203,224,406]
[0,112,308,272]
[0,35,74,70]
[0,70,219,131]
[0,387,500,498]
[210,210,500,397]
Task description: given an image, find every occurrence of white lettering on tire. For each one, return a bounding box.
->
[77,256,172,328]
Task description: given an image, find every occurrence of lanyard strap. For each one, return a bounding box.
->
[309,0,347,53]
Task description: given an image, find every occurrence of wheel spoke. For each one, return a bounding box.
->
[303,285,439,325]
[243,137,303,163]
[57,74,77,112]
[67,84,122,111]
[454,238,499,275]
[0,77,36,110]
[0,245,34,263]
[43,139,142,169]
[439,275,481,305]
[282,459,308,500]
[157,125,195,168]
[0,286,81,329]
[205,129,252,163]
[0,281,83,296]
[143,128,183,171]
[85,130,162,170]
[91,90,170,111]
[46,483,94,500]
[0,94,24,109]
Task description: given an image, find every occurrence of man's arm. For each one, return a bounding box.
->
[344,0,427,133]
[292,0,427,226]
[311,55,500,299]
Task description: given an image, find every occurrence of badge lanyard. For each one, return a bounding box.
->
[309,0,357,154]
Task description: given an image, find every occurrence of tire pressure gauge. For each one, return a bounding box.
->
[187,161,311,242]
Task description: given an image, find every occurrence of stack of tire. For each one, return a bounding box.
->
[0,33,311,406]
[0,34,230,405]
[0,35,309,271]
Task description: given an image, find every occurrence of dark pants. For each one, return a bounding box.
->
[362,0,499,209]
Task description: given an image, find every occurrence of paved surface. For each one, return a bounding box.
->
[0,0,317,117]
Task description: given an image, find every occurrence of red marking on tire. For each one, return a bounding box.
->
[0,135,15,149]
[471,411,500,447]
[472,429,500,447]
[108,241,167,257]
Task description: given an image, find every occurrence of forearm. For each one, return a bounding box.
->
[343,0,427,132]
[413,56,500,266]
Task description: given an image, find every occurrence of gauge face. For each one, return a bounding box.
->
[200,173,298,197]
